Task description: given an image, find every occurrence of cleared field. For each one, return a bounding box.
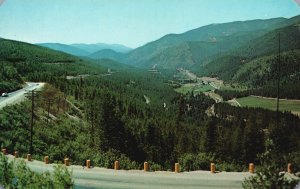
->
[236,96,300,115]
[175,83,214,94]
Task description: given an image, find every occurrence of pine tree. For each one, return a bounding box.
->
[243,116,264,163]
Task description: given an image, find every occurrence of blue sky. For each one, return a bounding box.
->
[0,0,299,48]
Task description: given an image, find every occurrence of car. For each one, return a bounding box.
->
[1,93,8,97]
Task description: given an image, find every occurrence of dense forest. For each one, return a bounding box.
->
[0,61,23,94]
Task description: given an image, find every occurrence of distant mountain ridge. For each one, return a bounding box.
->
[37,43,90,56]
[36,42,132,57]
[88,49,125,62]
[71,43,132,53]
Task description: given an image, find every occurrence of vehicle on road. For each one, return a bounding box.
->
[1,93,8,97]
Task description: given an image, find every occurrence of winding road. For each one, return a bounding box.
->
[0,82,44,109]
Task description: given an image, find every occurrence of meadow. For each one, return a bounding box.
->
[236,96,300,115]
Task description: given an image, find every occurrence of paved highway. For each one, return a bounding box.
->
[5,155,251,189]
[0,82,44,109]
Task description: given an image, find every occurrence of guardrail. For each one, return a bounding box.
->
[1,148,295,174]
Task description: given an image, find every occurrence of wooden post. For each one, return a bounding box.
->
[144,162,149,171]
[44,156,49,164]
[114,161,119,170]
[249,163,254,173]
[1,148,7,155]
[64,158,69,166]
[14,151,18,158]
[175,163,180,173]
[27,154,32,161]
[210,163,215,173]
[287,163,292,174]
[86,160,91,168]
[30,90,34,154]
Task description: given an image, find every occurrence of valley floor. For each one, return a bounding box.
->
[173,69,300,116]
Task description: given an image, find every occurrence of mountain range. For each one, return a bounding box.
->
[123,17,287,68]
[36,16,299,71]
[37,42,132,57]
[31,15,300,92]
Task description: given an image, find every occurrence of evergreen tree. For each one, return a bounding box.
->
[243,116,264,163]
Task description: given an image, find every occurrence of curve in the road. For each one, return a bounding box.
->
[5,155,250,189]
[0,82,44,109]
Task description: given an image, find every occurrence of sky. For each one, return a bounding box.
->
[0,0,299,48]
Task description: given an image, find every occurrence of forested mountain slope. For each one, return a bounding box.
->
[0,38,106,93]
[0,38,75,93]
[0,61,23,93]
[196,21,300,98]
[0,39,77,63]
[123,17,290,69]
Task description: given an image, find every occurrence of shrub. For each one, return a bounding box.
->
[284,152,300,173]
[92,149,139,170]
[148,161,162,171]
[53,164,74,188]
[0,153,13,187]
[243,139,299,189]
[216,162,244,172]
[0,153,74,188]
[179,152,215,171]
